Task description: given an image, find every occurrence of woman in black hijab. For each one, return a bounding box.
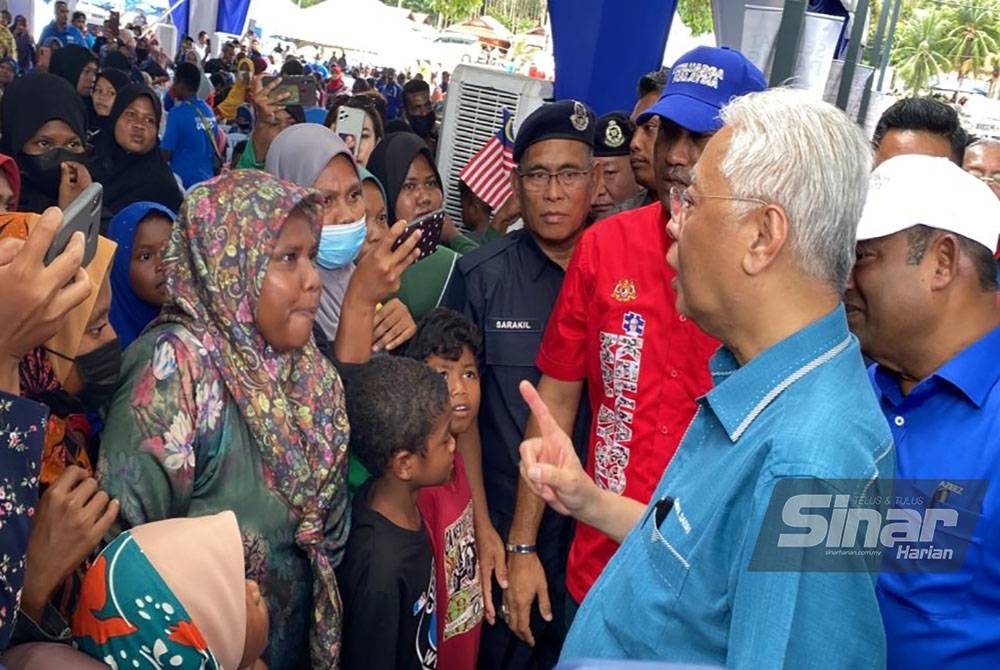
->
[90,83,183,225]
[89,68,132,141]
[0,73,92,213]
[366,131,460,320]
[49,44,99,127]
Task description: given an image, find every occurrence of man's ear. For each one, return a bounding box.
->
[741,203,790,277]
[927,233,960,291]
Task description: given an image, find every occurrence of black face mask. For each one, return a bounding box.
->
[75,338,122,412]
[409,112,436,138]
[18,148,86,199]
[136,48,149,62]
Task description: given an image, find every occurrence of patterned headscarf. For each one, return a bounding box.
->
[154,171,350,668]
[72,513,246,670]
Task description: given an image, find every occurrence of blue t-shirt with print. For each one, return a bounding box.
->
[161,98,217,189]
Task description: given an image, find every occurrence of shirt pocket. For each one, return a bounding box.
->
[639,501,691,598]
[484,322,543,368]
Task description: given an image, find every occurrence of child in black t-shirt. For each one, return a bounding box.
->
[338,356,456,670]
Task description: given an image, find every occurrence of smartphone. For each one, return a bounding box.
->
[109,11,120,38]
[390,209,445,261]
[336,107,366,158]
[263,75,314,106]
[44,183,102,267]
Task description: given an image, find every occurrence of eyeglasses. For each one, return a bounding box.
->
[966,168,1000,184]
[668,185,767,222]
[516,168,592,193]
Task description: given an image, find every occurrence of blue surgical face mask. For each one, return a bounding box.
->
[316,216,366,269]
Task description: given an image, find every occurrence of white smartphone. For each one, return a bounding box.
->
[336,106,366,159]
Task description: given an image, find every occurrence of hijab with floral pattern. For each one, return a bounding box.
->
[153,170,350,668]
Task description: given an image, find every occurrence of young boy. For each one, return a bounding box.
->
[338,356,455,670]
[405,308,485,670]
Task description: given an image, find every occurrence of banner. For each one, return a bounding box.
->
[216,0,251,36]
[548,0,678,116]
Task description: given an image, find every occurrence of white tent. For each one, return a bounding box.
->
[294,0,424,56]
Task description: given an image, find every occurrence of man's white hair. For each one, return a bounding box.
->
[719,88,873,291]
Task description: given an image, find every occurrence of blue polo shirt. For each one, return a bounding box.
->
[38,21,86,47]
[562,306,894,667]
[874,323,1000,669]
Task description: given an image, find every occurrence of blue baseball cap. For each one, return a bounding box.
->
[636,46,767,133]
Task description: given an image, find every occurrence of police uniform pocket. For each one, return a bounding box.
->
[484,318,542,368]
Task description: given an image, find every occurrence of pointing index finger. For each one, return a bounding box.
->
[519,380,560,440]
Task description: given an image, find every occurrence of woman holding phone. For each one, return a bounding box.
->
[368,131,482,320]
[266,123,421,359]
[0,74,94,214]
[323,94,384,166]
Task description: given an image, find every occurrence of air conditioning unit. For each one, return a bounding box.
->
[152,23,178,56]
[437,65,553,228]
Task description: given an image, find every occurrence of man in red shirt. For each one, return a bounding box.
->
[502,46,767,643]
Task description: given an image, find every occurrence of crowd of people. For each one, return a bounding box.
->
[0,2,998,669]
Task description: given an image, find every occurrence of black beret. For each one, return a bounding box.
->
[513,100,596,163]
[594,111,634,157]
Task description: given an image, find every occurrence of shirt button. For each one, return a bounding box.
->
[894,416,905,427]
[670,370,679,378]
[660,425,669,435]
[679,315,688,322]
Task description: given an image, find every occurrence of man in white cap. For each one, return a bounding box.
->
[847,153,1000,669]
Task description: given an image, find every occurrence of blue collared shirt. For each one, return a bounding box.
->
[562,306,894,668]
[874,323,1000,670]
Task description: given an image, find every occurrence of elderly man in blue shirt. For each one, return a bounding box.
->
[848,154,1000,670]
[516,87,894,668]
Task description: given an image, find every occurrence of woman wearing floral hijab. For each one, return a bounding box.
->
[98,171,350,670]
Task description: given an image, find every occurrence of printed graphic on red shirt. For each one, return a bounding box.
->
[442,500,483,640]
[595,311,646,493]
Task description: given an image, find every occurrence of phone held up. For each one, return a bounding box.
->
[390,209,445,261]
[44,182,102,267]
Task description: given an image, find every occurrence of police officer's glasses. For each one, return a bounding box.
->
[668,186,767,222]
[517,168,592,192]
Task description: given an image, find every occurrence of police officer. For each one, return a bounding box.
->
[442,99,599,669]
[590,111,643,221]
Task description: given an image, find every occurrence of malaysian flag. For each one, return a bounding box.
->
[459,108,516,210]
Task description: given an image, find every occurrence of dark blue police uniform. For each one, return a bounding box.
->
[443,229,591,670]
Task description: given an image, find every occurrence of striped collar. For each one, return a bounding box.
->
[706,305,855,442]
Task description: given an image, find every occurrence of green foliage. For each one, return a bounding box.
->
[885,0,1000,95]
[677,0,713,37]
[432,0,481,22]
[947,0,1000,79]
[891,9,955,94]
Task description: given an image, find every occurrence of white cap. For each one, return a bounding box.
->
[857,154,1000,253]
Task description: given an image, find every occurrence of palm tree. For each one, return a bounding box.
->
[948,0,1000,84]
[891,10,955,95]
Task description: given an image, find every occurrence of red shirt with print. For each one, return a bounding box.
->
[536,202,719,603]
[417,451,483,669]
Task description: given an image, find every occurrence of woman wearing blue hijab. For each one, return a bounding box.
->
[107,201,176,348]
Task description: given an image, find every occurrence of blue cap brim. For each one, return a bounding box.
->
[635,92,724,134]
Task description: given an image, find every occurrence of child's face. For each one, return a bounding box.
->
[129,214,173,306]
[425,347,480,436]
[240,579,269,669]
[411,410,456,487]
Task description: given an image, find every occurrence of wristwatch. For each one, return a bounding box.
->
[505,543,537,554]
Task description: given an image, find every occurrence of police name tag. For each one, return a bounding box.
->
[488,318,541,332]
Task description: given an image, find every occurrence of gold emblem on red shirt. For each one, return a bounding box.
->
[611,279,637,303]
